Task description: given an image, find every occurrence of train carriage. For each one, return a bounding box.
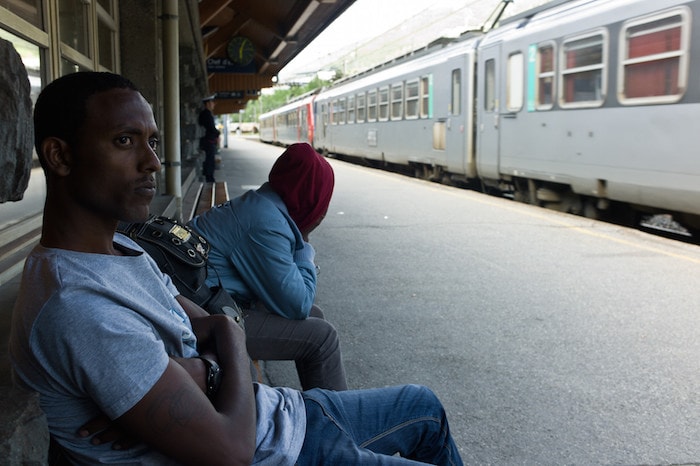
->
[314,35,481,182]
[259,91,316,146]
[476,0,700,225]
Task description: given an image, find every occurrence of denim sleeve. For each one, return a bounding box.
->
[230,221,316,320]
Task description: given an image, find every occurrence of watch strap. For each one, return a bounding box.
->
[197,356,222,399]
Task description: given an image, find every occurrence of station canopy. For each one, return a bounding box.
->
[199,0,355,114]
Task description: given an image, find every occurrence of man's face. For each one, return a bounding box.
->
[67,88,161,223]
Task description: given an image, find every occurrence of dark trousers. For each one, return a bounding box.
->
[202,142,217,182]
[244,302,348,391]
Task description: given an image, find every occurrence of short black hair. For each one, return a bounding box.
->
[33,72,140,167]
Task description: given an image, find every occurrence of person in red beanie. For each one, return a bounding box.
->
[189,143,347,390]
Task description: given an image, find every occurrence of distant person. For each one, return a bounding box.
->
[189,143,347,391]
[198,95,219,182]
[10,71,463,465]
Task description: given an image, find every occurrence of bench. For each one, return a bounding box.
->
[190,180,230,220]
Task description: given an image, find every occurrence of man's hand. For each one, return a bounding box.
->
[78,414,138,450]
[190,313,246,355]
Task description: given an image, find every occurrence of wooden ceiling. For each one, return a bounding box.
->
[198,0,355,114]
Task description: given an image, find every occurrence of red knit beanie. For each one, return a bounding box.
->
[268,143,335,233]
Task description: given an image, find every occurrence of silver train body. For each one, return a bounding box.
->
[260,0,700,228]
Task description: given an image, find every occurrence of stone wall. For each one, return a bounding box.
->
[0,38,32,203]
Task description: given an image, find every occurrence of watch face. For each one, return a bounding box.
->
[227,36,255,66]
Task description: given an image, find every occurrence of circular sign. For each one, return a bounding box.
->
[227,36,255,66]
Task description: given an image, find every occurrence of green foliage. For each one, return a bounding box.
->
[238,76,332,122]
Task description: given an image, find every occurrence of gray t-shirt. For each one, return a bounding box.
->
[9,233,305,465]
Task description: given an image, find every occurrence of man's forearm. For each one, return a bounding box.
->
[191,315,256,434]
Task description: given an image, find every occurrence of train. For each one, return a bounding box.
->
[259,0,700,234]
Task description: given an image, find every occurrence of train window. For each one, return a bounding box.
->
[337,97,346,124]
[536,43,555,109]
[347,95,355,124]
[321,103,328,136]
[484,59,496,112]
[619,9,689,105]
[356,92,366,123]
[506,53,523,112]
[391,83,403,120]
[405,79,419,119]
[560,32,606,107]
[420,76,431,118]
[378,86,389,121]
[367,89,377,122]
[451,69,461,115]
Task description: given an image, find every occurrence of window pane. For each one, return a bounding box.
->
[378,87,389,121]
[347,95,355,123]
[625,59,679,98]
[97,0,111,12]
[623,14,684,100]
[420,76,430,118]
[451,69,461,115]
[485,59,495,111]
[563,70,601,102]
[537,45,554,107]
[391,83,403,120]
[0,0,43,28]
[98,18,114,69]
[628,17,681,57]
[565,37,602,68]
[337,98,346,124]
[59,0,91,56]
[61,57,89,75]
[405,80,419,118]
[561,34,604,104]
[506,53,523,111]
[367,90,377,121]
[356,92,366,123]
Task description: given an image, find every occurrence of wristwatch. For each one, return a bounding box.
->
[198,356,222,399]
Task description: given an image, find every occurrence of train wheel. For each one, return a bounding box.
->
[582,199,600,219]
[512,178,538,205]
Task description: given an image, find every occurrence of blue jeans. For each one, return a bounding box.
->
[296,384,463,465]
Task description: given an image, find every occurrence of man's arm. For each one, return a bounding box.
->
[233,227,316,320]
[176,294,209,320]
[116,315,256,465]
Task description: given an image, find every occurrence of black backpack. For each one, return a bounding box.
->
[117,215,244,327]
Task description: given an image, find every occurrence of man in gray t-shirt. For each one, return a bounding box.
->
[10,72,463,465]
[11,234,305,465]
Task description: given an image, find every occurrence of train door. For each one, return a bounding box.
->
[315,100,328,150]
[299,106,306,142]
[476,42,501,181]
[445,65,466,174]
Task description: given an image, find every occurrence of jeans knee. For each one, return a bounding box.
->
[404,384,444,413]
